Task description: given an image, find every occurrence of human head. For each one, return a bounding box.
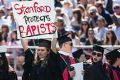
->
[63,1,73,8]
[105,30,117,45]
[106,49,120,66]
[35,39,51,61]
[72,49,86,62]
[55,7,61,16]
[87,28,94,38]
[79,0,88,5]
[0,6,5,18]
[56,16,64,28]
[80,20,90,35]
[58,34,72,53]
[72,8,81,23]
[11,30,17,41]
[95,1,104,13]
[92,45,104,63]
[88,6,97,18]
[113,3,120,15]
[96,16,107,27]
[1,24,9,33]
[77,4,85,18]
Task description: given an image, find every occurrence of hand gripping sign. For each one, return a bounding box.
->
[12,0,57,39]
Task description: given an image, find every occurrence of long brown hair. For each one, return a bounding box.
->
[105,30,117,45]
[34,48,50,64]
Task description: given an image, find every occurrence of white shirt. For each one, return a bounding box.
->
[112,26,120,41]
[58,50,73,57]
[94,27,108,41]
[58,50,70,56]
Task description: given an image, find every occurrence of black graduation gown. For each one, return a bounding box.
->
[84,61,109,80]
[0,69,18,80]
[22,49,62,80]
[0,52,18,80]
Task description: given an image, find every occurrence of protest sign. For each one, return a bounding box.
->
[12,0,57,39]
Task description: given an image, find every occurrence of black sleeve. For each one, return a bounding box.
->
[9,71,18,80]
[22,49,34,80]
[24,49,34,66]
[50,51,63,80]
[84,66,94,80]
[49,51,63,80]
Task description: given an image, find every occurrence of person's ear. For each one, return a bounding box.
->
[117,57,120,61]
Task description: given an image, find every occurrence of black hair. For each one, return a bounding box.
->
[106,50,120,65]
[73,10,81,24]
[109,58,117,65]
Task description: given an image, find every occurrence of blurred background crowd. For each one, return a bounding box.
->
[0,0,120,79]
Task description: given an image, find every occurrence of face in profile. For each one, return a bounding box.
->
[63,41,73,53]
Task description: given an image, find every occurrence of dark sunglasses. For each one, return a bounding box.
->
[92,52,102,57]
[90,12,95,15]
[114,6,120,9]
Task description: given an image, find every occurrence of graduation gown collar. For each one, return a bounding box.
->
[58,50,71,56]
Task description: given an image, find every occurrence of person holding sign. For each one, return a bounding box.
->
[21,39,62,80]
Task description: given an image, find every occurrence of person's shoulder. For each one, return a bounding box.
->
[49,50,57,58]
[104,27,108,31]
[24,48,34,58]
[93,27,98,31]
[25,48,33,53]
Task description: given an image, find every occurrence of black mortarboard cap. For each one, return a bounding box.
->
[93,45,104,54]
[106,49,120,60]
[57,34,72,46]
[72,49,84,58]
[37,39,51,49]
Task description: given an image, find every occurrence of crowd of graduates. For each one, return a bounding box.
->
[0,0,120,80]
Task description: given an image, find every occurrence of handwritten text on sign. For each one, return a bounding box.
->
[12,0,56,39]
